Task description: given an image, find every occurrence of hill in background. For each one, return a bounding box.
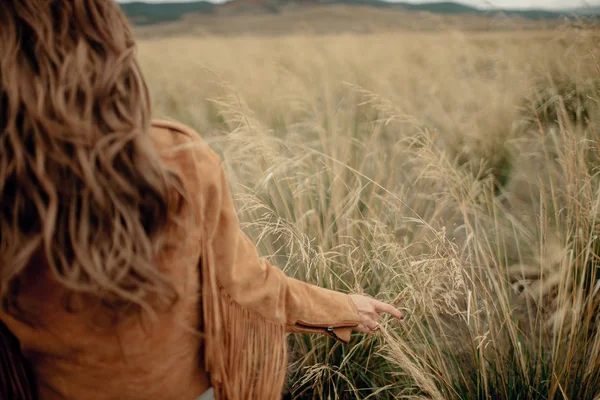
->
[121,1,216,25]
[120,0,592,26]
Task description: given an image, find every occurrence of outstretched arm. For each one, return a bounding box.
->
[179,121,403,341]
[156,119,403,342]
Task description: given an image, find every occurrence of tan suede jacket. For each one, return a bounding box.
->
[0,120,360,400]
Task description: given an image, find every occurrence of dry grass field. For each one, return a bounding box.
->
[140,24,600,399]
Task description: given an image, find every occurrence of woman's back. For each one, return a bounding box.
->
[0,122,212,399]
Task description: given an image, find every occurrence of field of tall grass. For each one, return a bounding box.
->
[140,26,600,399]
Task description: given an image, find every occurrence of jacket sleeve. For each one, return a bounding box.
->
[188,130,360,343]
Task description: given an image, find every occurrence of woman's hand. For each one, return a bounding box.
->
[348,294,404,334]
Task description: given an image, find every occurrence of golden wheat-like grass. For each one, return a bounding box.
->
[140,27,600,399]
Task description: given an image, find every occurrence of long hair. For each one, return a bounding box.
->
[0,0,184,396]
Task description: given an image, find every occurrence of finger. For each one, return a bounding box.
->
[368,322,380,331]
[354,324,371,334]
[374,300,404,320]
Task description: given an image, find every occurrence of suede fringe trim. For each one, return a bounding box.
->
[0,321,36,400]
[201,240,287,400]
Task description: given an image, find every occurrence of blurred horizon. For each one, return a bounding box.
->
[117,0,599,11]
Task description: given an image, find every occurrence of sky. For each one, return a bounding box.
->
[118,0,598,10]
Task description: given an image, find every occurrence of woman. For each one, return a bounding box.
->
[0,1,403,399]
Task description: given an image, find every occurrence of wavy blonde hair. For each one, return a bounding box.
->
[0,0,184,318]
